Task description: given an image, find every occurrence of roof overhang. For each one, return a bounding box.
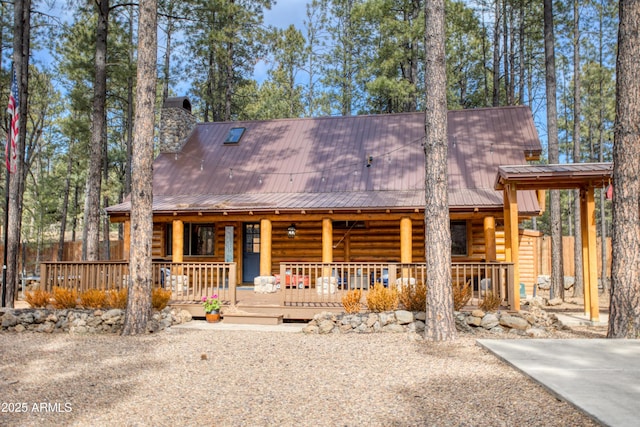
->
[494,162,613,191]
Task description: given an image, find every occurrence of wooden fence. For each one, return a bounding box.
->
[538,236,612,278]
[0,241,124,276]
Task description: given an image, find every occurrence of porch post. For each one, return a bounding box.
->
[580,186,599,322]
[172,219,184,263]
[322,218,333,278]
[483,216,497,261]
[260,218,272,276]
[123,220,131,260]
[400,217,412,263]
[503,184,520,310]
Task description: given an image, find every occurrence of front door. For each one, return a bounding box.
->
[243,223,260,283]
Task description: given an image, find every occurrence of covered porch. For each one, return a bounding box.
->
[39,260,514,320]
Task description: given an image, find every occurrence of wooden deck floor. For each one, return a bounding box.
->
[173,286,346,320]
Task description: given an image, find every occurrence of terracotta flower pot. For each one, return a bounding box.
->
[205,311,221,323]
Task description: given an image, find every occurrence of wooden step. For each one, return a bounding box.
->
[222,312,283,325]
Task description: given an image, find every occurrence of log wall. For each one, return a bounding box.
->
[146,217,603,290]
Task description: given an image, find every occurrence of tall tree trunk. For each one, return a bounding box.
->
[125,4,134,196]
[424,0,455,342]
[502,0,510,104]
[597,6,609,294]
[517,0,525,104]
[492,0,501,106]
[122,0,158,335]
[572,0,583,298]
[83,0,109,261]
[4,0,31,308]
[607,0,640,339]
[58,141,74,261]
[544,0,564,300]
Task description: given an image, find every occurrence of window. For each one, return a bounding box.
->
[450,221,468,256]
[166,223,215,256]
[244,223,260,254]
[224,127,246,144]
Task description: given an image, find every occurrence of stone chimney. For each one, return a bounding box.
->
[158,96,197,153]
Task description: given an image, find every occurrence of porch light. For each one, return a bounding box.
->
[288,224,297,238]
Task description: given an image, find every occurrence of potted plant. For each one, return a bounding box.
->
[202,294,221,323]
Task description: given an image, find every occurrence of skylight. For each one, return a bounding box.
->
[224,127,246,144]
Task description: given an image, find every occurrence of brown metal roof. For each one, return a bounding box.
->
[495,163,613,190]
[108,106,542,215]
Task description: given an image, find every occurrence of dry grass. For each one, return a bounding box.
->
[152,288,172,311]
[79,289,107,309]
[52,287,78,309]
[341,289,363,314]
[106,288,128,309]
[24,289,52,308]
[366,283,399,312]
[453,280,472,311]
[398,282,427,311]
[479,291,502,312]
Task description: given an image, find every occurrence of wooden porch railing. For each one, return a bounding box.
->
[278,262,513,308]
[39,262,237,305]
[38,261,513,310]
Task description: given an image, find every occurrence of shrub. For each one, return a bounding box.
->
[366,283,398,312]
[398,281,427,312]
[25,289,52,308]
[479,291,502,312]
[152,288,172,311]
[342,289,363,314]
[52,287,78,309]
[452,281,472,311]
[79,289,107,309]
[106,288,128,309]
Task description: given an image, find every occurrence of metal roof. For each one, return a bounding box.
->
[495,163,613,190]
[108,106,543,216]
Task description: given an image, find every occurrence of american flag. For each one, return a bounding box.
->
[6,68,19,174]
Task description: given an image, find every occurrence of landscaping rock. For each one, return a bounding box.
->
[471,309,485,318]
[466,316,482,327]
[318,319,335,334]
[480,313,500,329]
[1,312,18,328]
[499,315,530,330]
[395,310,414,325]
[1,307,190,334]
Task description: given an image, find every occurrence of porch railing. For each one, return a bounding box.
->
[38,261,513,310]
[39,261,237,305]
[278,262,513,308]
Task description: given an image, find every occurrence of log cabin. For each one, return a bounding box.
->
[103,98,546,318]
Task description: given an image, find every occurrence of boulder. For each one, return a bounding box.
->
[499,314,530,330]
[480,313,500,329]
[466,316,482,327]
[382,323,405,333]
[1,311,18,328]
[318,319,335,334]
[395,310,414,325]
[471,309,486,318]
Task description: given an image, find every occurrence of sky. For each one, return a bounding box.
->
[254,0,309,84]
[28,0,309,89]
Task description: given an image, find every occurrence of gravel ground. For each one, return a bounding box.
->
[0,326,599,427]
